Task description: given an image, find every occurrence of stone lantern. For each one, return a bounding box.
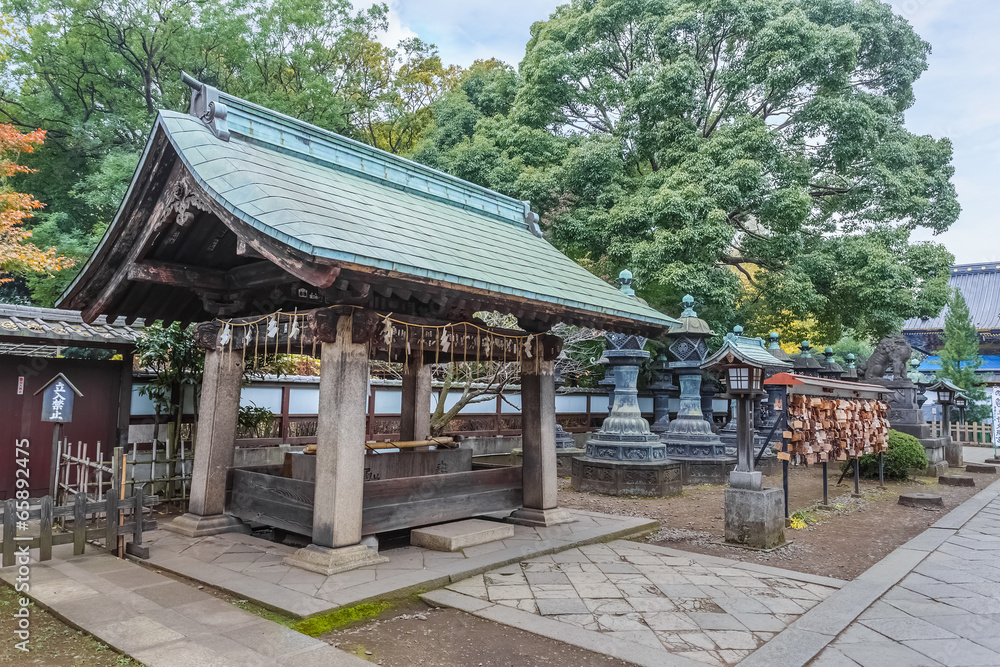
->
[842,354,859,381]
[552,359,578,451]
[570,273,681,496]
[928,378,965,467]
[702,335,790,549]
[648,352,675,435]
[792,341,823,377]
[818,347,845,381]
[659,295,730,484]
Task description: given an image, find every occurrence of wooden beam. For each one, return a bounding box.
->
[127,260,226,292]
[225,262,296,290]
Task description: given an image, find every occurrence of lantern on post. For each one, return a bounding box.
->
[702,334,790,490]
[702,332,790,549]
[953,393,968,425]
[928,378,964,467]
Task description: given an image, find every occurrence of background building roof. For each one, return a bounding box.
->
[0,304,142,357]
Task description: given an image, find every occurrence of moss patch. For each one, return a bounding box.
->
[294,602,392,637]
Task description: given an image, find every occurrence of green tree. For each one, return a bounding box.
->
[936,289,987,422]
[0,0,441,302]
[416,0,958,339]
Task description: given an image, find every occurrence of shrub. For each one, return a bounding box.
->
[841,430,928,480]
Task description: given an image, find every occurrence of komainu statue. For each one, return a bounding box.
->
[860,335,912,381]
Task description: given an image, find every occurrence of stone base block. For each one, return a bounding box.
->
[945,439,963,467]
[517,448,585,477]
[669,456,737,486]
[284,543,389,575]
[557,449,585,476]
[507,507,575,527]
[163,513,251,538]
[910,460,949,478]
[987,457,1000,464]
[890,417,931,440]
[939,475,975,487]
[966,463,998,474]
[898,493,943,508]
[411,519,514,552]
[571,457,682,497]
[921,437,948,464]
[724,487,785,550]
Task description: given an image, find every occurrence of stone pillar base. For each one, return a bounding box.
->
[571,457,683,497]
[912,460,949,478]
[668,456,736,485]
[507,507,575,528]
[724,487,784,550]
[284,544,389,575]
[945,439,963,467]
[163,513,251,538]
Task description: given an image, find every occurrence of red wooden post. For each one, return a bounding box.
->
[495,393,502,436]
[280,385,290,440]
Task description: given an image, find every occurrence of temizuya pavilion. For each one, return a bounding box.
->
[60,74,678,574]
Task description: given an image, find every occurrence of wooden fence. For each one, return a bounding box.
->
[54,439,191,507]
[1,487,157,567]
[928,421,994,445]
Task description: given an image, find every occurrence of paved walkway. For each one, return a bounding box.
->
[0,546,366,666]
[809,488,1000,666]
[424,541,846,667]
[427,473,1000,667]
[144,509,655,617]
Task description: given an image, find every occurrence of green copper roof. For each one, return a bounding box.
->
[156,100,677,330]
[702,335,793,371]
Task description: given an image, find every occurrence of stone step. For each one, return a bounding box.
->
[939,475,976,487]
[898,493,944,508]
[966,463,999,474]
[410,518,514,552]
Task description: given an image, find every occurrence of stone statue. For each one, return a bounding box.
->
[860,335,912,381]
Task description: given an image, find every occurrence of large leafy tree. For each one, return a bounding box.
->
[0,0,450,303]
[936,289,987,422]
[419,0,958,341]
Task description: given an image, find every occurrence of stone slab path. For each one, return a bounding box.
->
[145,509,655,617]
[424,540,846,667]
[741,476,1000,667]
[808,485,1000,666]
[0,546,366,666]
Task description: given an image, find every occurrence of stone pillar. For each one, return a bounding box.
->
[286,313,389,574]
[166,343,249,537]
[400,359,431,441]
[510,359,573,526]
[943,405,963,467]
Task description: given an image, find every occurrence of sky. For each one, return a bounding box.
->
[356,0,999,265]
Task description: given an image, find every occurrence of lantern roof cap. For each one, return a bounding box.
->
[701,334,792,372]
[928,378,963,395]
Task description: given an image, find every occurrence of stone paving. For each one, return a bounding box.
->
[434,540,844,666]
[145,509,656,617]
[0,546,366,666]
[811,494,1000,666]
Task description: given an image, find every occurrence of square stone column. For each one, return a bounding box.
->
[400,359,432,441]
[286,312,388,574]
[166,344,249,537]
[510,358,573,527]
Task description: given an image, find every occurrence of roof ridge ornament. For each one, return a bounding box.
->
[522,202,543,237]
[181,71,229,141]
